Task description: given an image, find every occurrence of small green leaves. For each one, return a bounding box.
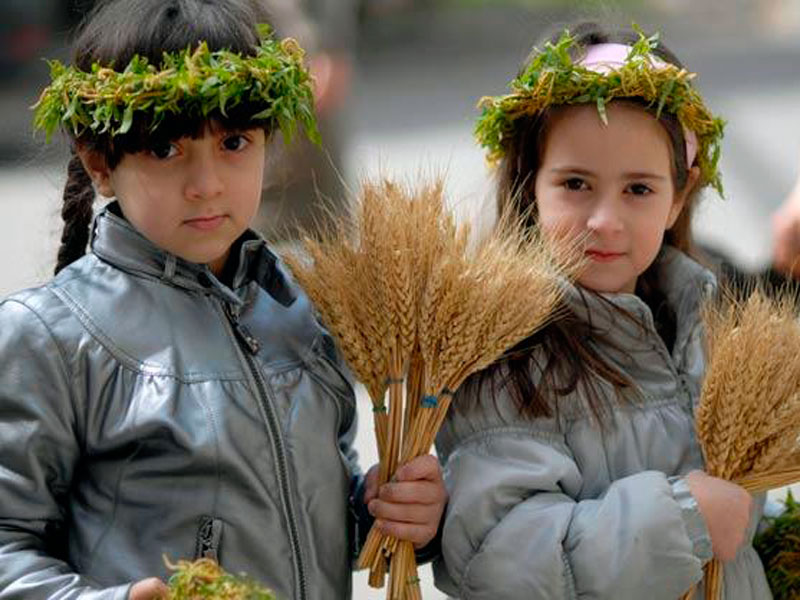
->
[32,32,319,147]
[596,95,607,125]
[474,27,725,196]
[754,490,800,599]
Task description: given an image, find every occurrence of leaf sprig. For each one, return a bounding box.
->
[754,491,800,599]
[165,556,277,600]
[32,33,319,146]
[475,28,725,196]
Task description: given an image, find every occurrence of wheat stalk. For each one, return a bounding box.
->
[683,288,800,600]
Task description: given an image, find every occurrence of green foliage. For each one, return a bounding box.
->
[474,28,725,196]
[166,558,277,600]
[754,490,800,599]
[32,32,319,147]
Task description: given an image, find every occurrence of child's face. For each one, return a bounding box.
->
[87,123,266,276]
[534,102,690,294]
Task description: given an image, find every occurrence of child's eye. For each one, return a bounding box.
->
[626,183,653,196]
[222,134,249,152]
[149,142,178,160]
[562,177,588,192]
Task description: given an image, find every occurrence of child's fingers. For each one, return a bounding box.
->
[394,455,441,483]
[378,481,443,505]
[374,519,437,549]
[369,498,430,524]
[130,578,169,600]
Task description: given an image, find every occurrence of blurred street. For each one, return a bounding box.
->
[2,2,800,598]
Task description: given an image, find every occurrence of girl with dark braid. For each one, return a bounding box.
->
[0,1,445,598]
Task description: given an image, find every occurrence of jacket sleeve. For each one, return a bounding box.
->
[435,426,712,599]
[0,298,131,600]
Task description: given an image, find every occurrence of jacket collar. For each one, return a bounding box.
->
[561,246,716,348]
[90,203,296,308]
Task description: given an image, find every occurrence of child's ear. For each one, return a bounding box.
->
[667,166,701,228]
[75,147,115,198]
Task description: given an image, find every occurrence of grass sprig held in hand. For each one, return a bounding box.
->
[165,556,277,600]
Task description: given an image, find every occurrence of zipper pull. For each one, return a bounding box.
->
[235,321,261,355]
[224,304,261,354]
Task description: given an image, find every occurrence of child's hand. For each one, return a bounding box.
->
[364,455,448,549]
[130,577,168,600]
[773,184,800,278]
[686,470,754,562]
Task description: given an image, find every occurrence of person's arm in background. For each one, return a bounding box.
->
[772,156,800,277]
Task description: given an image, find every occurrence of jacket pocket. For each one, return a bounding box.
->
[194,516,224,562]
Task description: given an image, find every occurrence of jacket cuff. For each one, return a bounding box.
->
[670,476,713,563]
[413,504,444,565]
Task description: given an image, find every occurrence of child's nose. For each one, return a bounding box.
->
[184,155,225,200]
[586,196,624,235]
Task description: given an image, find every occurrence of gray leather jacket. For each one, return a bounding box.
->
[433,248,771,599]
[0,206,364,600]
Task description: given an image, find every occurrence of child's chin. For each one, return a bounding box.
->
[577,277,631,295]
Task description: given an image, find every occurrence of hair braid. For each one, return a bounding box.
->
[55,153,96,275]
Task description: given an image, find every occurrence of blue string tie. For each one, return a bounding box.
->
[421,395,438,408]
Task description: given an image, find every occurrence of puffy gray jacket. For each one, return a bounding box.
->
[433,248,771,599]
[0,206,365,600]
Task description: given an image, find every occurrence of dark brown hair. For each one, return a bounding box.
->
[463,22,704,422]
[55,0,271,274]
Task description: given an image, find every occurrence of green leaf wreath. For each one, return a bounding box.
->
[32,27,319,146]
[475,28,725,196]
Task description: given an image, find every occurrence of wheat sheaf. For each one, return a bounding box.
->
[285,175,578,600]
[681,289,800,600]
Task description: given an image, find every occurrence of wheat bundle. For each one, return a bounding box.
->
[679,289,800,600]
[285,176,576,599]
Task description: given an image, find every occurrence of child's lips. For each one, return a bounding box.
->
[585,249,624,262]
[184,215,226,231]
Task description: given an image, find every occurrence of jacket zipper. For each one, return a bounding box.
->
[222,302,308,600]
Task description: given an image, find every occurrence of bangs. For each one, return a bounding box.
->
[97,105,271,168]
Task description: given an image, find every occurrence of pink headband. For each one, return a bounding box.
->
[578,43,698,169]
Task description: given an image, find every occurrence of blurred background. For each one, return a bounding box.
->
[1,0,799,597]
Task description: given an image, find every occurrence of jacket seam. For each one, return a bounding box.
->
[2,297,81,448]
[82,442,143,574]
[194,389,223,517]
[558,393,693,424]
[561,549,579,599]
[50,286,246,383]
[3,297,74,388]
[305,349,357,436]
